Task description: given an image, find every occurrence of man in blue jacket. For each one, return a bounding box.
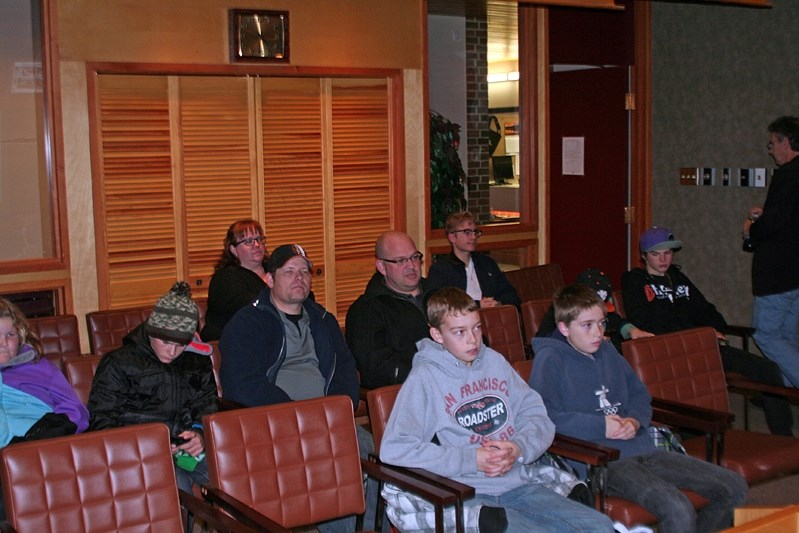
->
[220,244,364,533]
[220,243,359,408]
[427,211,520,308]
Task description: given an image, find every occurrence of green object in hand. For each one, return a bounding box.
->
[174,450,204,472]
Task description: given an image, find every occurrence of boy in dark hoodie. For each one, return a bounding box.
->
[530,284,747,533]
[380,287,613,532]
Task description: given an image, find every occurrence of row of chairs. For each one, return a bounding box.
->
[0,390,620,533]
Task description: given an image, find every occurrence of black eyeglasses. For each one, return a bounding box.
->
[450,229,483,237]
[379,252,424,265]
[235,236,266,247]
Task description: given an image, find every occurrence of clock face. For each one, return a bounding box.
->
[231,10,289,62]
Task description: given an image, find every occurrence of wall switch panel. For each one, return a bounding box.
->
[753,167,767,187]
[739,168,751,187]
[680,167,698,186]
[721,168,731,186]
[701,167,715,186]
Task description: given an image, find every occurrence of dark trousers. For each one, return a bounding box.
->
[721,344,794,436]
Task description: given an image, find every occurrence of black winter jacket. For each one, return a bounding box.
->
[201,265,266,341]
[427,252,521,307]
[749,156,799,296]
[219,287,360,408]
[427,252,522,307]
[345,272,434,388]
[88,324,218,433]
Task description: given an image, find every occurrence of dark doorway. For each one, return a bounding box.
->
[549,66,629,289]
[546,5,634,290]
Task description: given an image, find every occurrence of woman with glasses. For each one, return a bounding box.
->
[200,219,269,341]
[428,211,521,308]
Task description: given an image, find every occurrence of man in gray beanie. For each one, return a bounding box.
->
[88,281,218,493]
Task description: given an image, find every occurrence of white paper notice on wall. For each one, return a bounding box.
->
[562,137,584,176]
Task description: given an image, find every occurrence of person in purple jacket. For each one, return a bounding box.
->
[0,298,88,447]
[0,298,89,520]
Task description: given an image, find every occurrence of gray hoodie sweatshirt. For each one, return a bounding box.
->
[380,338,555,496]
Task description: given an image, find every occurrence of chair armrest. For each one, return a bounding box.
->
[179,489,258,533]
[366,453,474,502]
[361,459,475,506]
[201,486,289,533]
[651,397,732,433]
[725,372,799,401]
[725,324,755,350]
[549,433,619,466]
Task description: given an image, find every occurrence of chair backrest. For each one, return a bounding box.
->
[612,289,625,318]
[520,298,552,342]
[366,384,403,456]
[85,299,207,356]
[621,327,730,412]
[64,354,104,405]
[0,423,183,532]
[478,305,526,363]
[28,314,82,373]
[503,263,564,303]
[203,395,365,529]
[512,359,533,382]
[86,306,152,355]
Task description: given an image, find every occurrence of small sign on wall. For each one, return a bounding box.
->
[11,62,42,94]
[562,137,584,176]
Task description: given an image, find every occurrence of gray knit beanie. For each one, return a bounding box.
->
[146,281,199,345]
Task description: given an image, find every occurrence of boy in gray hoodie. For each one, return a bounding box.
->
[380,287,613,532]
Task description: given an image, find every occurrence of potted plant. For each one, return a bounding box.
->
[429,111,467,229]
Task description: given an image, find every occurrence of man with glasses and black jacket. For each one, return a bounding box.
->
[346,231,435,389]
[428,211,520,308]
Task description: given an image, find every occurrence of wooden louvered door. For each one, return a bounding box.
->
[93,75,177,308]
[179,76,256,294]
[330,79,392,317]
[92,72,398,312]
[261,78,328,305]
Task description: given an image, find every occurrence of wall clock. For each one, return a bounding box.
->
[229,9,289,63]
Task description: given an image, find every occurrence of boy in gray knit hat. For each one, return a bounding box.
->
[147,281,201,347]
[88,281,217,493]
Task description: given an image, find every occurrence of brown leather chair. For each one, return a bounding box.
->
[85,299,207,356]
[478,304,527,363]
[86,306,152,355]
[202,395,457,532]
[63,354,103,405]
[28,314,82,373]
[0,423,250,533]
[622,327,799,485]
[520,297,552,342]
[503,263,564,303]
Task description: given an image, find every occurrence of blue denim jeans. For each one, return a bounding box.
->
[606,451,748,533]
[474,482,614,532]
[753,288,799,388]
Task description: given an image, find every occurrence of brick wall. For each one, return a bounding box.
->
[464,15,490,223]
